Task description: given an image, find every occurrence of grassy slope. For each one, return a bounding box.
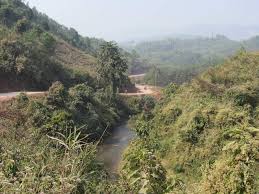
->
[54,39,97,76]
[0,0,101,82]
[135,51,259,193]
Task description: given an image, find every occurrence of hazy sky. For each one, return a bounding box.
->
[27,0,259,41]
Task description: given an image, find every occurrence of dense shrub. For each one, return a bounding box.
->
[139,96,156,112]
[234,93,257,107]
[0,80,133,192]
[45,81,68,109]
[0,127,112,193]
[126,52,259,193]
[162,83,179,98]
[15,18,30,33]
[180,113,208,144]
[122,140,170,194]
[163,107,182,124]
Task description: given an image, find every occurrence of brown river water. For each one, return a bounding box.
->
[97,122,136,174]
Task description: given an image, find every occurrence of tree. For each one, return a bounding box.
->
[15,18,30,33]
[41,21,50,31]
[41,32,56,51]
[68,84,94,115]
[69,27,80,46]
[97,42,128,99]
[0,6,17,26]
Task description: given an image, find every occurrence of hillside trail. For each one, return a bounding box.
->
[128,73,146,78]
[0,84,159,102]
[120,84,159,97]
[0,74,161,102]
[0,92,45,102]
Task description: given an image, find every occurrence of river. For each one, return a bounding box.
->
[97,122,136,174]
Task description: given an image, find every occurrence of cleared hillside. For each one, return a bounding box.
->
[54,39,97,76]
[0,0,102,91]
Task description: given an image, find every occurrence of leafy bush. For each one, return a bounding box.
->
[162,83,179,98]
[15,18,30,33]
[180,113,208,144]
[174,163,185,174]
[122,140,170,194]
[134,119,151,138]
[43,110,74,135]
[139,96,156,112]
[163,107,182,125]
[40,32,56,50]
[45,81,68,109]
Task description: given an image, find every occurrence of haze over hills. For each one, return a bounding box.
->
[119,24,259,43]
[181,24,259,41]
[120,34,259,86]
[26,0,259,42]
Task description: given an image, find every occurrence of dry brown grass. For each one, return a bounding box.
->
[54,39,97,76]
[251,51,259,56]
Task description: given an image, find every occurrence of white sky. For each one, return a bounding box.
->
[27,0,259,41]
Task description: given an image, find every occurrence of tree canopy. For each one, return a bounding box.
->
[97,42,128,98]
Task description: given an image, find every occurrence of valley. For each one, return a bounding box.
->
[0,0,258,193]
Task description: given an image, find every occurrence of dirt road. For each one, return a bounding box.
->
[0,74,159,101]
[0,84,158,102]
[0,84,159,102]
[0,92,45,102]
[128,74,146,78]
[120,84,159,96]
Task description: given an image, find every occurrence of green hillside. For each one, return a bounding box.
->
[1,1,258,193]
[0,1,132,193]
[123,51,259,193]
[0,0,107,91]
[123,35,259,86]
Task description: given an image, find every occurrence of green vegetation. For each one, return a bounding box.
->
[97,42,128,98]
[124,49,150,74]
[0,1,134,192]
[1,1,259,193]
[0,0,104,55]
[0,0,100,91]
[0,0,136,92]
[0,91,131,193]
[124,51,259,193]
[0,24,90,91]
[123,35,259,85]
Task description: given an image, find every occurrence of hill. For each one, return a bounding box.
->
[0,1,134,193]
[123,51,259,193]
[0,0,108,92]
[122,35,259,86]
[54,39,97,76]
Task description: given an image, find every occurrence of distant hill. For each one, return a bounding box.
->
[181,24,259,40]
[121,34,259,86]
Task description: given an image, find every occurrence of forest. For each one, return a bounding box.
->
[122,34,259,86]
[0,0,258,193]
